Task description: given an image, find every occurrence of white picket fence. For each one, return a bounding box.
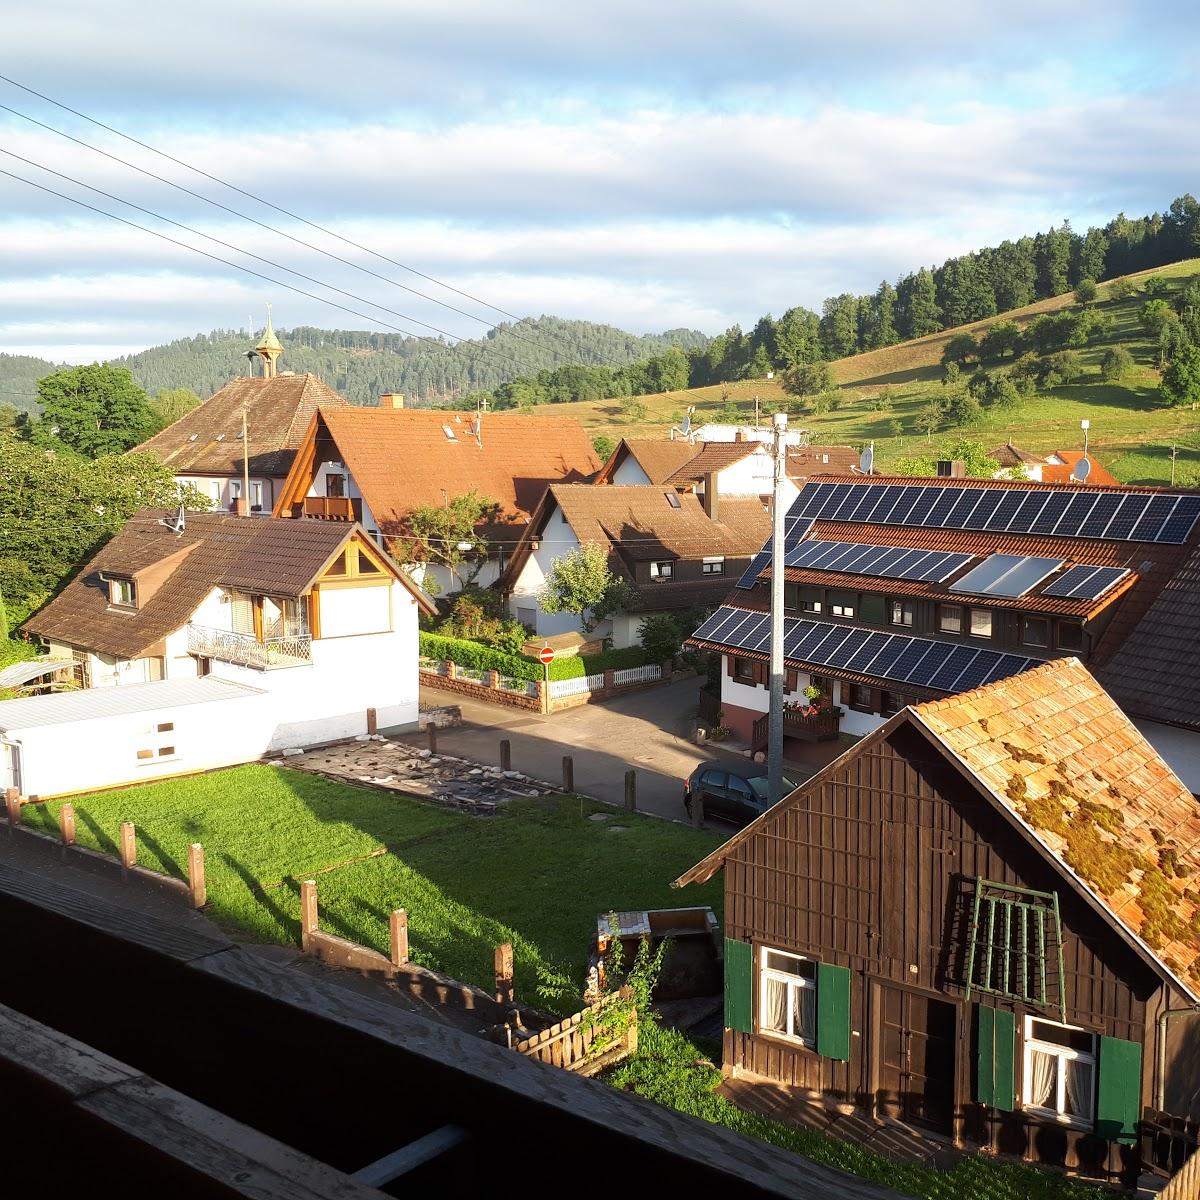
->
[548,672,606,699]
[613,664,662,687]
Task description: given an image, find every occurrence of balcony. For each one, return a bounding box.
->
[301,496,361,521]
[752,705,841,755]
[187,624,312,671]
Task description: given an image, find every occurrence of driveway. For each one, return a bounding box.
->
[400,676,719,824]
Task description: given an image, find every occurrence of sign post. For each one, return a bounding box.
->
[539,642,554,693]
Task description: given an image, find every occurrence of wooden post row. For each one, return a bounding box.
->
[624,770,636,813]
[390,908,409,967]
[187,843,206,909]
[495,942,514,1006]
[299,879,318,950]
[119,821,136,870]
[428,725,438,755]
[499,739,511,772]
[59,803,76,845]
[562,755,574,793]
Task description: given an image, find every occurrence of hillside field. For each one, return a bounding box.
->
[555,260,1200,487]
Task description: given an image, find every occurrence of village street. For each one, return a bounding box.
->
[400,676,719,824]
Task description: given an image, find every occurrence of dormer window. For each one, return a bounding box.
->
[650,561,674,580]
[109,578,135,608]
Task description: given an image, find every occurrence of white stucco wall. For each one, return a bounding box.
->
[508,504,586,637]
[320,585,391,639]
[720,666,887,737]
[611,456,652,485]
[177,474,275,514]
[1134,720,1200,795]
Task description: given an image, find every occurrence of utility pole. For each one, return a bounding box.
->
[1170,443,1178,487]
[768,410,788,804]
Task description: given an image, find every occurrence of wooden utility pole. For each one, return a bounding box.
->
[768,411,788,804]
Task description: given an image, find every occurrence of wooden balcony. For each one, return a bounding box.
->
[752,706,841,754]
[301,496,360,521]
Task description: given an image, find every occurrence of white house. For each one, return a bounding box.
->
[7,510,434,798]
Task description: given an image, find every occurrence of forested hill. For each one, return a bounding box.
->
[0,353,60,412]
[107,317,708,407]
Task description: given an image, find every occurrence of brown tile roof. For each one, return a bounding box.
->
[1100,538,1200,731]
[293,408,600,532]
[135,374,347,477]
[23,511,430,660]
[913,658,1200,997]
[1040,451,1121,487]
[663,442,761,484]
[989,442,1046,468]
[595,438,699,485]
[786,445,859,480]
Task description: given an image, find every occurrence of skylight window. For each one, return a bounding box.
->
[442,425,457,441]
[665,492,681,509]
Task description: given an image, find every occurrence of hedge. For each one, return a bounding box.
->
[419,632,656,682]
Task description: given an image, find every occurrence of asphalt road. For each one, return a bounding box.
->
[399,675,732,825]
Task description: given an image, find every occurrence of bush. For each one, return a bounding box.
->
[1108,276,1137,301]
[418,632,659,683]
[592,434,616,462]
[1073,278,1097,305]
[639,613,684,664]
[1040,351,1084,387]
[1100,346,1135,381]
[781,360,832,397]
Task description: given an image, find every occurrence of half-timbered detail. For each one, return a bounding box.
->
[675,659,1200,1185]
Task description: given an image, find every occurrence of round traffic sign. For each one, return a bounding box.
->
[538,644,555,665]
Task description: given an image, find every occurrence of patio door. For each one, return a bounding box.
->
[876,983,957,1135]
[1,740,20,794]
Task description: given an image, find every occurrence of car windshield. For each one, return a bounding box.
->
[746,775,798,800]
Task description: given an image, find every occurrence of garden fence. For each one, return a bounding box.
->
[612,664,662,687]
[548,672,606,699]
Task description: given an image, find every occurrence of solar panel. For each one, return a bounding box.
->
[949,554,1028,594]
[925,646,982,692]
[772,538,974,583]
[1041,565,1130,600]
[735,549,771,589]
[984,556,1064,597]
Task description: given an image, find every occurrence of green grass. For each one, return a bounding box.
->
[610,1023,1112,1200]
[22,764,723,1007]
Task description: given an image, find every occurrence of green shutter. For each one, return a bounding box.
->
[858,593,886,625]
[815,962,851,1060]
[723,938,753,1034]
[1096,1036,1142,1144]
[976,1004,1015,1111]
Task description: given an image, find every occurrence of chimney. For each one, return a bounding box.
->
[381,393,405,409]
[235,496,250,516]
[702,472,719,522]
[734,429,744,443]
[936,459,967,478]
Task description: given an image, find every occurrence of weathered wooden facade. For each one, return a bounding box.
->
[676,661,1200,1185]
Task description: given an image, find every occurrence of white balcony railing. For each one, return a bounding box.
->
[187,624,312,670]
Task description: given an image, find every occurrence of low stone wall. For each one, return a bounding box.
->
[419,666,544,712]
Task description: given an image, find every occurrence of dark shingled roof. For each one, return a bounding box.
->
[135,374,347,477]
[23,511,427,660]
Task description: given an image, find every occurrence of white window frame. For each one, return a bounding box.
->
[758,947,817,1048]
[110,578,135,608]
[831,601,855,618]
[1022,1015,1096,1127]
[650,560,674,580]
[800,598,823,614]
[969,609,993,639]
[939,604,963,634]
[701,557,725,575]
[208,479,222,502]
[890,599,914,627]
[250,480,264,511]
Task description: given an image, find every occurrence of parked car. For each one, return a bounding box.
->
[683,760,807,827]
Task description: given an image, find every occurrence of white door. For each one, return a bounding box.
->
[1,741,21,794]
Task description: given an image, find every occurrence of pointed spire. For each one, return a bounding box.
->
[255,304,283,378]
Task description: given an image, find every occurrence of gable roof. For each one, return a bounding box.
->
[1040,451,1121,487]
[674,658,1200,1001]
[23,510,433,659]
[989,442,1047,468]
[277,408,601,532]
[1099,537,1200,731]
[786,445,859,480]
[135,374,348,477]
[594,438,699,485]
[663,442,762,484]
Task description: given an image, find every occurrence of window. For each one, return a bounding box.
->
[699,769,726,788]
[1023,1017,1096,1125]
[732,657,757,684]
[136,748,154,761]
[847,683,874,712]
[759,948,816,1047]
[702,557,725,575]
[880,691,907,717]
[158,746,175,757]
[208,480,222,502]
[1022,617,1049,648]
[1057,621,1083,651]
[800,596,823,614]
[890,599,914,627]
[109,579,135,608]
[250,481,264,511]
[156,722,174,734]
[969,609,993,639]
[939,604,963,634]
[665,492,681,509]
[784,668,798,693]
[326,473,346,499]
[830,593,855,618]
[650,560,674,580]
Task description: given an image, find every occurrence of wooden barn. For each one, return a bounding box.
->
[674,658,1200,1185]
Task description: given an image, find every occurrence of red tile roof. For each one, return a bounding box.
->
[663,442,761,484]
[1040,451,1121,487]
[135,374,347,477]
[595,438,704,485]
[786,445,859,480]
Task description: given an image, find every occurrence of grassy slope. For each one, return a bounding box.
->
[552,260,1200,486]
[22,764,722,1006]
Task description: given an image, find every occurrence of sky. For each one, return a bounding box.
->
[1,0,1198,365]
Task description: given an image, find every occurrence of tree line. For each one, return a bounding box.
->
[449,194,1200,410]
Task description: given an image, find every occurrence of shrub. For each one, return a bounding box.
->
[639,613,686,664]
[781,360,832,397]
[1040,350,1084,387]
[1099,346,1135,381]
[418,632,659,683]
[1074,278,1098,305]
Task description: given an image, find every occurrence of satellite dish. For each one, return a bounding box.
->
[158,503,186,536]
[859,444,875,475]
[680,410,692,437]
[1073,456,1092,483]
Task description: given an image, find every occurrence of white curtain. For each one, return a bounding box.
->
[1029,1048,1057,1109]
[1064,1058,1093,1118]
[765,978,787,1032]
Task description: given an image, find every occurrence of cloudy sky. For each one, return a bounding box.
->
[1,0,1197,364]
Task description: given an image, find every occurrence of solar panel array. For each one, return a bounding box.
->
[949,553,1065,598]
[690,605,1041,694]
[1041,564,1131,601]
[781,539,973,582]
[789,480,1200,545]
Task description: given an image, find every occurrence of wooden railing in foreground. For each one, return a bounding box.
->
[1159,1148,1200,1199]
[512,987,637,1077]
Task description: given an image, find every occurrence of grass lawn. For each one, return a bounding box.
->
[22,764,723,1007]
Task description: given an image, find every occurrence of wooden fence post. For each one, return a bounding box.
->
[624,769,636,812]
[499,739,511,772]
[119,821,136,870]
[428,725,438,755]
[389,908,409,967]
[366,707,377,735]
[300,879,318,950]
[494,942,514,1006]
[690,795,704,829]
[59,803,76,845]
[5,787,21,828]
[562,755,574,793]
[187,843,206,909]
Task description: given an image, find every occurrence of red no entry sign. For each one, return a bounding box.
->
[538,644,555,665]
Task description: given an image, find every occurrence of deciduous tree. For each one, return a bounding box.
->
[27,365,158,458]
[539,542,636,632]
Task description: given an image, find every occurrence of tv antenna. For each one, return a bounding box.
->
[670,405,698,443]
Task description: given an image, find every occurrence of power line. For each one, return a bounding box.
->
[0,86,627,372]
[0,166,554,369]
[0,145,544,373]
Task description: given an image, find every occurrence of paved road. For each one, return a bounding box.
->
[401,676,727,824]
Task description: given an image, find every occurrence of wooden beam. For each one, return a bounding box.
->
[494,943,513,1006]
[389,909,408,967]
[351,1125,467,1186]
[187,844,206,909]
[299,880,318,950]
[59,803,76,845]
[119,822,136,871]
